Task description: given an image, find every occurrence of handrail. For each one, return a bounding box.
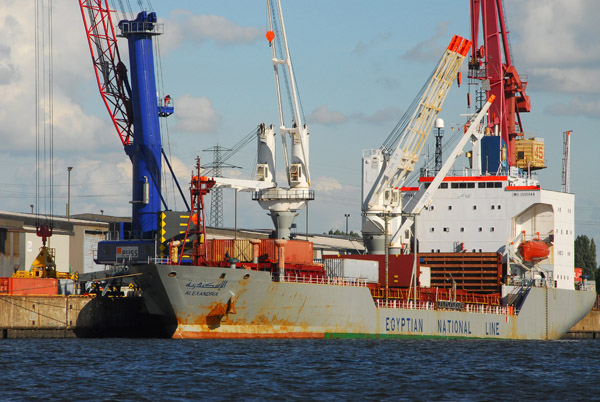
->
[375,298,516,316]
[278,275,368,287]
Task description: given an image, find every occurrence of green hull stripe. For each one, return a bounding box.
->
[324,332,495,340]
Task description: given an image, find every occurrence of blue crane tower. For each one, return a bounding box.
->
[117,11,172,240]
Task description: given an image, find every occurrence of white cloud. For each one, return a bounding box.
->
[174,95,221,133]
[353,107,404,125]
[352,32,392,55]
[401,21,449,62]
[160,10,261,52]
[545,98,600,119]
[307,105,348,125]
[507,0,600,94]
[312,177,343,192]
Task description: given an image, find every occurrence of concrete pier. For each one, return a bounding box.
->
[0,295,171,338]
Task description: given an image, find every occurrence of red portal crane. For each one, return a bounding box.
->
[469,0,531,167]
[79,0,133,146]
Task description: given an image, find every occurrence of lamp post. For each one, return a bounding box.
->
[67,167,73,221]
[344,213,350,235]
[30,204,34,214]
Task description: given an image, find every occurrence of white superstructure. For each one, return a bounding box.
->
[408,172,575,290]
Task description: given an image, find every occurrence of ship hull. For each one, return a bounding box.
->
[132,264,596,340]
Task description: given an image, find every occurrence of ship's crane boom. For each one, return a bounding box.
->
[79,0,133,146]
[369,36,472,206]
[249,0,314,240]
[361,35,471,254]
[266,0,310,189]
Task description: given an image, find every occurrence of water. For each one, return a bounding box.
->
[1,338,598,401]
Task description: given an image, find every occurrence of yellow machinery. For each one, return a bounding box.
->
[515,138,546,171]
[13,246,73,279]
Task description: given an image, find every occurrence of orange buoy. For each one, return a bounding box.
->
[467,92,471,107]
[266,30,275,43]
[457,71,462,87]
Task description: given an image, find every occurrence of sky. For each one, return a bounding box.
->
[1,0,599,244]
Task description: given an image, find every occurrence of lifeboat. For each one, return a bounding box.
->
[518,240,550,262]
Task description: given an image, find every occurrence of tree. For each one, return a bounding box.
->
[574,235,598,281]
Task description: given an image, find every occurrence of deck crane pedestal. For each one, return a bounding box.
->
[361,35,472,254]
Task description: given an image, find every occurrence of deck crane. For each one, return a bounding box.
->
[211,0,313,240]
[79,1,188,241]
[469,0,532,169]
[253,0,314,239]
[361,36,472,254]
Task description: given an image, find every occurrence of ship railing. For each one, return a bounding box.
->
[464,303,513,316]
[150,257,172,265]
[281,275,368,287]
[375,298,516,315]
[375,299,435,311]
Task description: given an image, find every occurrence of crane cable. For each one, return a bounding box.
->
[201,127,258,177]
[34,0,55,228]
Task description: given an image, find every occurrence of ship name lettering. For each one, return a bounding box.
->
[385,317,423,333]
[185,290,219,297]
[185,280,228,290]
[437,319,472,335]
[485,321,500,336]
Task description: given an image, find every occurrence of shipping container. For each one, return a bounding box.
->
[0,277,8,293]
[324,259,379,283]
[515,138,545,170]
[323,254,416,287]
[257,239,313,265]
[9,278,58,295]
[206,240,253,262]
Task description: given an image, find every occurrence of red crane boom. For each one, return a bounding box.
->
[469,0,531,167]
[79,0,133,146]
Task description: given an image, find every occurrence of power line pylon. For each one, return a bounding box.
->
[203,145,239,228]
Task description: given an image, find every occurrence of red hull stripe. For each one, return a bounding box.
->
[505,185,540,191]
[419,176,507,183]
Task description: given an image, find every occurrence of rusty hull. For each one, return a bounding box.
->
[131,264,596,340]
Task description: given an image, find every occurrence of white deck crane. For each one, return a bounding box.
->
[252,0,314,239]
[362,35,472,254]
[205,0,312,240]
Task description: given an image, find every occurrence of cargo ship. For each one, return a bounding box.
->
[126,161,596,339]
[85,1,596,339]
